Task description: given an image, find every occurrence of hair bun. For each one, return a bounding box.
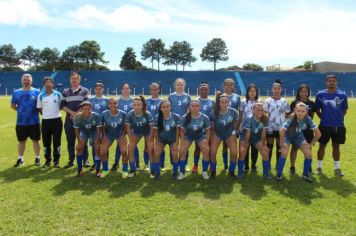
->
[275,79,283,85]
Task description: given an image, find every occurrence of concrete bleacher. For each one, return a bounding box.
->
[0,70,355,97]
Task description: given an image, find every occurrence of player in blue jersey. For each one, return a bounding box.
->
[126,96,154,178]
[192,82,215,173]
[11,74,41,167]
[153,101,180,179]
[277,102,321,182]
[99,98,128,178]
[144,83,163,171]
[238,103,271,180]
[73,102,102,177]
[178,100,211,180]
[315,75,348,176]
[209,92,238,179]
[88,82,109,171]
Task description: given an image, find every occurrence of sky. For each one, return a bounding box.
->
[1,0,356,71]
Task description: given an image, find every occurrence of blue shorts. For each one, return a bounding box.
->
[240,130,262,144]
[185,135,206,144]
[105,131,124,144]
[159,137,176,146]
[80,131,98,144]
[285,135,305,148]
[215,132,233,142]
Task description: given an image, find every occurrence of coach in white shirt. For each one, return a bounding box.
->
[37,76,63,168]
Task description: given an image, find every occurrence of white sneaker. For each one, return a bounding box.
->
[144,164,150,171]
[202,171,209,180]
[177,172,185,180]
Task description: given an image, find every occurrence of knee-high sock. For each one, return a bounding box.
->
[179,160,186,173]
[115,145,121,165]
[102,161,109,171]
[94,156,101,171]
[229,161,237,173]
[185,153,189,166]
[262,160,270,177]
[277,156,286,176]
[173,161,179,175]
[77,154,83,171]
[194,155,200,165]
[144,151,149,165]
[238,160,245,176]
[202,160,209,172]
[129,161,136,172]
[122,163,128,172]
[160,151,165,168]
[210,161,217,172]
[223,152,228,169]
[155,162,160,175]
[134,146,139,166]
[303,158,312,175]
[276,144,281,165]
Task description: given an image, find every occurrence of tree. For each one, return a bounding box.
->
[19,46,41,69]
[141,38,165,71]
[164,41,196,71]
[0,44,21,71]
[200,38,228,71]
[59,45,81,70]
[78,40,108,70]
[120,47,139,70]
[38,47,60,71]
[304,60,313,71]
[243,63,264,71]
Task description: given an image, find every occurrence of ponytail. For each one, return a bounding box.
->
[157,100,169,132]
[214,90,222,118]
[139,95,149,123]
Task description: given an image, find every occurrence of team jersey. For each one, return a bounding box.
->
[180,113,211,138]
[209,108,238,139]
[125,110,154,136]
[146,97,162,122]
[227,93,241,111]
[239,99,259,125]
[199,97,215,117]
[263,97,291,132]
[315,89,348,127]
[244,116,268,143]
[73,112,102,134]
[282,116,316,139]
[290,99,316,118]
[11,88,40,125]
[168,92,191,117]
[118,96,133,113]
[101,109,127,139]
[37,90,62,119]
[154,112,181,144]
[89,96,109,115]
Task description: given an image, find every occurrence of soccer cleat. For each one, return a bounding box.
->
[334,169,344,177]
[89,164,96,171]
[290,166,296,175]
[228,171,236,178]
[316,167,323,175]
[64,162,74,169]
[93,170,100,177]
[128,171,136,178]
[264,175,272,181]
[309,167,313,174]
[35,158,41,166]
[43,161,51,168]
[202,171,209,180]
[53,162,60,168]
[150,172,155,179]
[122,171,128,179]
[136,165,141,171]
[224,166,229,172]
[275,175,283,181]
[83,160,91,168]
[191,164,198,174]
[302,174,313,183]
[185,165,191,172]
[172,173,178,180]
[76,170,84,177]
[99,170,109,178]
[243,166,249,173]
[177,172,185,180]
[251,166,258,173]
[111,163,118,172]
[143,164,150,171]
[211,171,216,180]
[14,159,24,168]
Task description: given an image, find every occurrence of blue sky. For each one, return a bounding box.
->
[1,0,356,70]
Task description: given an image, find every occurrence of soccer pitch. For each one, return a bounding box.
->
[0,96,355,235]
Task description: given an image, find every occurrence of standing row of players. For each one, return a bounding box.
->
[11,73,348,182]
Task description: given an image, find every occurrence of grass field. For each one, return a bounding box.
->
[0,96,355,235]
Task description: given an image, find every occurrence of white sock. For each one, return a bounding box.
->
[18,156,24,161]
[334,161,340,170]
[35,156,40,159]
[318,160,323,168]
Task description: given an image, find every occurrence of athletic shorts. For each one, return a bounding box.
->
[16,124,41,141]
[267,130,280,139]
[185,135,206,144]
[285,135,305,148]
[318,126,346,144]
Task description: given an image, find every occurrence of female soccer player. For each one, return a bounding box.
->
[168,78,191,171]
[126,96,154,178]
[238,103,271,180]
[153,101,180,179]
[239,84,260,173]
[209,92,238,179]
[178,100,211,180]
[192,81,215,173]
[263,79,291,170]
[289,84,316,174]
[277,102,321,182]
[73,101,101,177]
[99,98,128,178]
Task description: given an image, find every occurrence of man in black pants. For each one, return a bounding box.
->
[37,77,63,167]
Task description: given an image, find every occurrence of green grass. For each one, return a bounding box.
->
[0,96,355,235]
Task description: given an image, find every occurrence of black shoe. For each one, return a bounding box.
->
[111,163,118,172]
[251,166,258,173]
[243,166,249,173]
[35,158,41,166]
[309,167,313,174]
[276,175,283,181]
[43,161,51,168]
[290,166,296,175]
[136,165,141,171]
[90,164,96,171]
[14,159,24,168]
[53,162,61,168]
[211,171,216,180]
[64,162,74,169]
[155,173,161,180]
[228,171,236,178]
[302,174,313,183]
[172,173,178,180]
[83,160,91,168]
[334,169,344,177]
[264,175,272,181]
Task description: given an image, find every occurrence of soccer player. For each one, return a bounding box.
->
[263,79,291,170]
[238,103,271,180]
[315,75,348,176]
[11,74,41,167]
[192,81,215,173]
[73,102,102,177]
[153,101,180,179]
[37,76,62,168]
[239,84,260,173]
[178,100,211,180]
[289,84,316,174]
[126,96,154,178]
[277,102,321,182]
[60,72,90,169]
[100,98,128,178]
[209,92,238,179]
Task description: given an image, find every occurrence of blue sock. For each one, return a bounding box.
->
[185,153,189,166]
[144,151,149,165]
[238,160,245,177]
[77,154,83,171]
[210,161,217,172]
[277,156,286,176]
[94,156,101,171]
[155,162,160,175]
[303,158,312,175]
[179,160,186,173]
[160,151,165,167]
[150,163,154,173]
[229,161,237,173]
[134,146,139,166]
[223,152,228,169]
[173,162,179,175]
[202,160,209,172]
[194,155,200,165]
[129,161,136,172]
[122,163,128,172]
[262,160,270,177]
[115,145,121,165]
[102,161,109,171]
